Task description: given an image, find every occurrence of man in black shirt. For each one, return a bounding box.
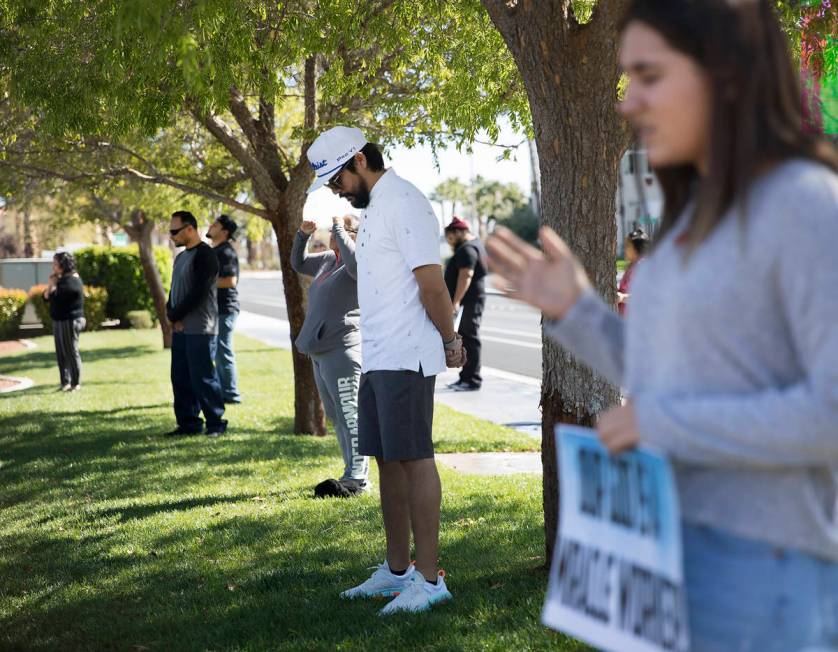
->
[165,210,227,437]
[207,214,242,404]
[443,217,487,391]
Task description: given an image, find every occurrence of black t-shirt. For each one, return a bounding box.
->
[48,274,85,321]
[444,238,487,305]
[214,241,240,314]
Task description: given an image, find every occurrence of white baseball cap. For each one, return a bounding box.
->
[306,126,368,194]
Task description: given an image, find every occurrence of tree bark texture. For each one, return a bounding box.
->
[272,188,326,436]
[482,0,630,563]
[123,209,172,349]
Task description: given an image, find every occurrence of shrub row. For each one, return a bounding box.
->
[0,289,28,340]
[0,245,173,340]
[75,245,172,323]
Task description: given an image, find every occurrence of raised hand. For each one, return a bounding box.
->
[300,220,317,235]
[486,226,590,321]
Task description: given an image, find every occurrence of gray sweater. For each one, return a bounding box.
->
[291,223,360,355]
[546,159,838,561]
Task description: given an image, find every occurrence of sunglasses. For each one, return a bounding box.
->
[326,160,352,191]
[169,225,190,236]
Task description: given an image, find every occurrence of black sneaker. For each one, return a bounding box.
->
[164,427,201,437]
[448,381,480,392]
[314,478,351,498]
[206,421,228,438]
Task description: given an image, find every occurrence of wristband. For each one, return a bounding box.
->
[443,335,459,351]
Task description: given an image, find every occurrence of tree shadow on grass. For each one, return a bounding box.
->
[0,344,160,375]
[0,488,561,651]
[0,402,337,510]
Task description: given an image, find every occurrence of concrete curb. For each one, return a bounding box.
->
[0,376,35,393]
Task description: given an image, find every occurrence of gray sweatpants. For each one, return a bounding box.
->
[311,344,369,482]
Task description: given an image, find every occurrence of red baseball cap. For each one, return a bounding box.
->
[445,216,470,232]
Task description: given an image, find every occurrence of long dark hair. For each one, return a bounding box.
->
[53,251,77,275]
[620,0,838,250]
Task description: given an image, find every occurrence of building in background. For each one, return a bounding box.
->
[615,148,663,258]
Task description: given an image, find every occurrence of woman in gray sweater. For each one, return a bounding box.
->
[488,1,838,650]
[292,216,369,496]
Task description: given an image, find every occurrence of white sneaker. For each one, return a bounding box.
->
[340,561,415,600]
[379,570,452,615]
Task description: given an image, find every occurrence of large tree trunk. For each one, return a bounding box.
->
[483,0,630,564]
[124,209,173,349]
[271,199,326,436]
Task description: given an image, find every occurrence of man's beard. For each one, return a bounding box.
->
[342,178,371,209]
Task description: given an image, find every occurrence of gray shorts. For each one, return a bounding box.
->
[358,369,436,461]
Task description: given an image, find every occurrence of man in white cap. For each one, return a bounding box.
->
[306,126,466,615]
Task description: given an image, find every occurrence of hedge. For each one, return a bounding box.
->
[75,245,172,323]
[28,285,109,334]
[0,288,28,340]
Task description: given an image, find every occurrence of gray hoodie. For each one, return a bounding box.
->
[291,222,360,355]
[546,159,838,562]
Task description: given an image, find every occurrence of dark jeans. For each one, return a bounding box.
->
[213,310,241,401]
[171,332,226,433]
[458,296,485,387]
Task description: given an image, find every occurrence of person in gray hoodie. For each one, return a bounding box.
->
[292,215,369,496]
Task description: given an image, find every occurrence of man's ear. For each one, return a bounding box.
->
[354,151,367,170]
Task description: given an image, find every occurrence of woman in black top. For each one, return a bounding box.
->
[43,251,86,391]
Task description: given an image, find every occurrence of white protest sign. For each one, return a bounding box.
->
[542,425,690,652]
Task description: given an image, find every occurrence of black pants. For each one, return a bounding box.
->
[171,333,227,433]
[458,296,485,387]
[53,317,85,387]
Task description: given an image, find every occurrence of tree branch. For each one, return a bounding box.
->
[0,159,270,218]
[192,109,280,211]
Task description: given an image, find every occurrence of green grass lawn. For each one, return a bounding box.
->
[0,330,585,651]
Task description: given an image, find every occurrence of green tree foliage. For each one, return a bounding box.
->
[430,178,469,221]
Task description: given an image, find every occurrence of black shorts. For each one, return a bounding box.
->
[357,369,436,461]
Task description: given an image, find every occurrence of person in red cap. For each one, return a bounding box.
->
[443,217,488,391]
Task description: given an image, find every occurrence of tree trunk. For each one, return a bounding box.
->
[124,210,172,349]
[271,204,326,436]
[483,0,630,564]
[244,236,256,267]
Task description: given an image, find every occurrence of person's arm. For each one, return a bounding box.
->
[544,289,625,387]
[290,223,331,277]
[167,245,219,323]
[43,273,59,300]
[332,218,357,279]
[452,269,474,310]
[392,199,464,366]
[414,265,466,367]
[216,246,238,289]
[451,245,478,310]
[413,265,456,343]
[487,226,625,386]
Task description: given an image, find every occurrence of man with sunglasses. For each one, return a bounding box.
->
[307,126,465,616]
[165,210,227,437]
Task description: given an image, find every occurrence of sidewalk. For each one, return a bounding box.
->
[236,310,543,475]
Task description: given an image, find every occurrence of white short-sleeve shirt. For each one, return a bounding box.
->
[355,169,445,377]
